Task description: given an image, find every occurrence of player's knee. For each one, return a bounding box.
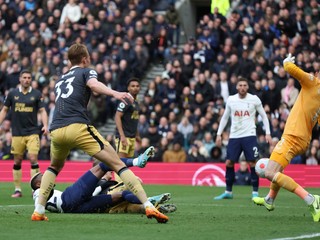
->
[49,165,63,174]
[225,160,234,167]
[29,157,38,165]
[264,168,277,181]
[14,155,23,163]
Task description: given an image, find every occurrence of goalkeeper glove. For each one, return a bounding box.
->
[283,53,295,64]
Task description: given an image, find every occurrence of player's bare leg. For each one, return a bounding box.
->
[94,144,168,223]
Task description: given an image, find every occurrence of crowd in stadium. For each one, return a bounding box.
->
[0,0,319,164]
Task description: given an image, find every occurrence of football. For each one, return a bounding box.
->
[255,158,269,178]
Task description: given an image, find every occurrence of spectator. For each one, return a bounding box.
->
[209,146,223,162]
[281,78,299,108]
[187,144,206,162]
[164,45,181,64]
[137,114,150,137]
[154,27,169,63]
[180,53,195,86]
[162,142,187,163]
[305,146,319,165]
[143,124,161,147]
[165,4,180,45]
[195,72,214,104]
[270,117,282,140]
[188,123,204,144]
[60,0,81,26]
[168,60,183,91]
[234,160,251,186]
[153,137,169,162]
[177,116,193,149]
[6,63,20,90]
[179,86,194,111]
[144,80,158,100]
[202,132,215,156]
[215,69,231,103]
[261,79,281,114]
[157,116,170,138]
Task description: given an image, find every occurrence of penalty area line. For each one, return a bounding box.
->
[270,233,320,240]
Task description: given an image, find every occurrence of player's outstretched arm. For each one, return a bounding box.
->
[87,78,133,105]
[283,54,313,87]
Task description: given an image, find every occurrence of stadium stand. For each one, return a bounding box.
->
[0,0,319,164]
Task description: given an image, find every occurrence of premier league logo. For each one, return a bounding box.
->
[192,165,226,186]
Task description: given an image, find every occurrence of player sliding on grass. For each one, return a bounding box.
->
[30,147,175,215]
[31,43,168,223]
[253,54,320,222]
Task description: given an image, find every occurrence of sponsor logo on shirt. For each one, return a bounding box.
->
[234,110,250,117]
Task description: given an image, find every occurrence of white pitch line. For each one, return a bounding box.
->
[177,203,307,209]
[269,233,320,240]
[0,204,33,208]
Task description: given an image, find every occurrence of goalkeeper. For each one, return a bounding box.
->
[253,54,320,222]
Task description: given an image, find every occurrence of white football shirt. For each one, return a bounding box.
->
[33,186,102,213]
[217,93,270,138]
[33,189,64,213]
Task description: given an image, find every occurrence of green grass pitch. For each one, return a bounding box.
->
[1,182,320,240]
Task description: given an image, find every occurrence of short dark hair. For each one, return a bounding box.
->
[126,77,140,86]
[237,76,248,83]
[20,69,32,77]
[30,172,42,191]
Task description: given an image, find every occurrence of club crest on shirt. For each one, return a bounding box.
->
[30,97,35,101]
[309,74,314,81]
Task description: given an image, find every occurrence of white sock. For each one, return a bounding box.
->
[304,194,315,205]
[143,200,154,208]
[35,204,45,214]
[132,157,138,166]
[265,196,274,204]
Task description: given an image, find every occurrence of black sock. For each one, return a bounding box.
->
[225,166,235,192]
[251,167,259,192]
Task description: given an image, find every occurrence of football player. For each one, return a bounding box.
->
[31,147,176,214]
[253,54,320,222]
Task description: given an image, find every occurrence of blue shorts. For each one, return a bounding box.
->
[61,171,113,213]
[226,136,259,162]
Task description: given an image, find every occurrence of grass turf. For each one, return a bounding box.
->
[1,182,320,240]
